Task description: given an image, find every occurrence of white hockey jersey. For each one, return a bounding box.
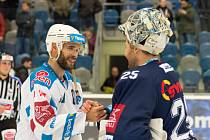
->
[16,63,86,140]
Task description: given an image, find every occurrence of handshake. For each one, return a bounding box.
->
[80,100,107,122]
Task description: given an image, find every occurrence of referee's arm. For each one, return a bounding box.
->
[13,77,22,122]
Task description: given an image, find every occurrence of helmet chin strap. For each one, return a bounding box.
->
[71,67,82,105]
[69,64,77,88]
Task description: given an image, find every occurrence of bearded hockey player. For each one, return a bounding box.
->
[16,24,106,140]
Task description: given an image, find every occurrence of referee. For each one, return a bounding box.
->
[0,53,21,139]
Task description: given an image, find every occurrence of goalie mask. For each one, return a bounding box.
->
[118,8,173,55]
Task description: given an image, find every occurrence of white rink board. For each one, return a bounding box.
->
[82,93,210,140]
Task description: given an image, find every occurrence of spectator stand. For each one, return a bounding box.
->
[103,1,154,40]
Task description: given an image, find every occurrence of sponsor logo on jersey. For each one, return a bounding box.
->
[62,114,76,138]
[2,104,13,110]
[35,70,51,86]
[161,80,183,101]
[34,101,55,127]
[2,129,16,140]
[0,99,14,116]
[106,104,125,134]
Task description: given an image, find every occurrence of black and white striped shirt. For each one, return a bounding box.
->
[0,76,21,121]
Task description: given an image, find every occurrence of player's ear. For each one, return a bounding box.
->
[134,47,140,54]
[50,43,59,59]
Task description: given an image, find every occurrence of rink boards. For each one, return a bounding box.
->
[82,93,210,140]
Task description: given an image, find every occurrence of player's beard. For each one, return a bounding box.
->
[57,52,75,70]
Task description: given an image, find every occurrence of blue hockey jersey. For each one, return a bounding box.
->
[106,60,195,140]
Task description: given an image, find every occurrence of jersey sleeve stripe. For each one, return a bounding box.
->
[50,98,57,110]
[62,113,76,139]
[25,106,30,117]
[41,134,53,140]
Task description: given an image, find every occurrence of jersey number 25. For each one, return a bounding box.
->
[121,71,139,80]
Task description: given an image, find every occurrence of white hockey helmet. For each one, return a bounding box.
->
[46,24,86,60]
[0,52,14,68]
[0,52,13,62]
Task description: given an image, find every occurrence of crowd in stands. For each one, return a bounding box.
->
[157,0,176,42]
[1,0,210,139]
[175,0,196,44]
[16,1,35,55]
[102,0,210,93]
[0,0,101,90]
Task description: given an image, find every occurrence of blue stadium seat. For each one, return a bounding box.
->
[124,0,138,10]
[189,0,197,7]
[200,42,210,59]
[161,43,177,57]
[203,69,210,92]
[199,31,210,45]
[170,0,180,10]
[182,70,200,91]
[200,55,210,74]
[75,55,93,71]
[135,0,145,2]
[35,10,49,24]
[161,54,178,70]
[180,55,201,73]
[75,67,91,90]
[32,54,49,68]
[180,42,196,57]
[137,1,153,9]
[124,0,136,2]
[104,9,119,27]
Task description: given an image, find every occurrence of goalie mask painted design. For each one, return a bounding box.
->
[119,8,173,55]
